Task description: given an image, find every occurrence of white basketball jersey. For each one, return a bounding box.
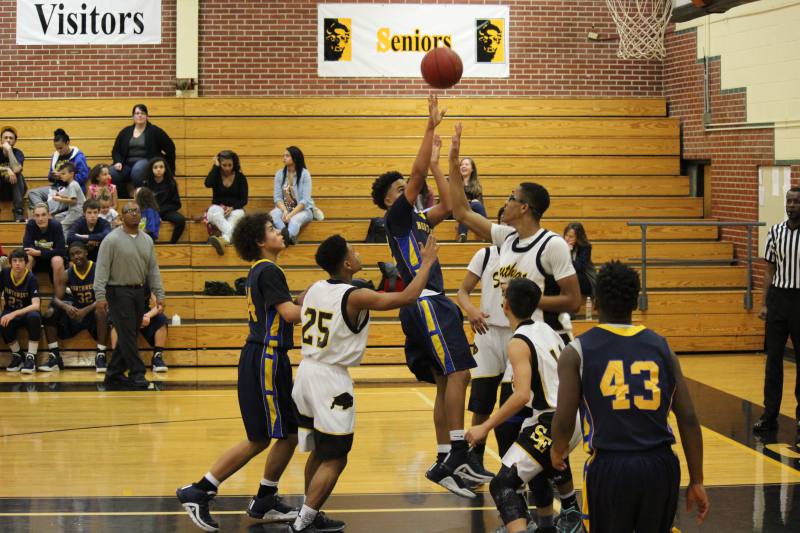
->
[511,320,565,426]
[300,280,370,367]
[466,246,508,328]
[491,225,575,327]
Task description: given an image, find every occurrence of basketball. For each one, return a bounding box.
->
[420,47,463,89]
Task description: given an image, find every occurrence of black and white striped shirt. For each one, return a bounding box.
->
[764,221,800,289]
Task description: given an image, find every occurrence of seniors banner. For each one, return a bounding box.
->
[17,0,162,45]
[318,4,509,78]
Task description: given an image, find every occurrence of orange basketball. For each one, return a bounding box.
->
[420,47,463,89]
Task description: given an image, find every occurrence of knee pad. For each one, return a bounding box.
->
[468,374,502,415]
[552,456,573,486]
[529,474,554,509]
[489,465,528,525]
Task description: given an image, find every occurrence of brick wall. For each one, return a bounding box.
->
[0,0,176,98]
[198,0,662,97]
[663,26,800,288]
[0,1,662,98]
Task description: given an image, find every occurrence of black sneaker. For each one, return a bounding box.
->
[465,448,495,484]
[6,352,23,372]
[176,483,219,532]
[310,511,345,532]
[152,352,168,372]
[450,454,494,485]
[753,416,778,431]
[38,353,62,372]
[555,507,584,533]
[209,236,225,256]
[21,353,36,374]
[95,352,107,373]
[425,461,477,498]
[246,493,298,522]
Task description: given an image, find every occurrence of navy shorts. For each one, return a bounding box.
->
[2,311,42,343]
[139,313,168,346]
[399,293,475,384]
[57,309,99,341]
[238,342,298,442]
[583,446,680,533]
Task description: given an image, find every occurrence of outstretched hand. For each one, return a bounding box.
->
[449,123,462,159]
[428,93,446,128]
[431,134,442,165]
[420,236,440,265]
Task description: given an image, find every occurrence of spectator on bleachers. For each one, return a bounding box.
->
[42,241,109,373]
[0,126,27,222]
[135,187,161,241]
[23,203,67,297]
[110,104,176,198]
[204,150,248,255]
[67,200,111,262]
[270,145,314,245]
[28,129,89,214]
[1,249,42,374]
[109,285,168,372]
[47,162,86,236]
[87,164,118,210]
[143,156,185,243]
[456,157,486,242]
[563,222,596,297]
[98,194,120,227]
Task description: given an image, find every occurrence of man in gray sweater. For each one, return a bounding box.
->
[94,201,165,389]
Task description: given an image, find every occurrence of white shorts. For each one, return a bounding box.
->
[501,414,582,483]
[292,358,355,455]
[470,325,512,379]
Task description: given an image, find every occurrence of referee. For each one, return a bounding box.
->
[94,201,165,390]
[754,187,800,435]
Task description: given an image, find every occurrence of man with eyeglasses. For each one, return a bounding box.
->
[94,201,165,390]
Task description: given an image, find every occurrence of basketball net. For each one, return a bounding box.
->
[605,0,673,60]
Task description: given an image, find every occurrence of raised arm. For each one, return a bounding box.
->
[348,237,439,313]
[550,344,582,470]
[448,124,492,240]
[424,134,452,226]
[404,94,446,205]
[669,350,709,524]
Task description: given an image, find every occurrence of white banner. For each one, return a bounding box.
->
[16,0,162,45]
[318,4,509,78]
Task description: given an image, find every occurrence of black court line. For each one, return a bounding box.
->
[0,485,799,532]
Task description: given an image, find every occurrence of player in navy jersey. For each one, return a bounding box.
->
[41,241,109,372]
[370,94,484,497]
[2,249,42,374]
[177,213,302,532]
[551,261,710,533]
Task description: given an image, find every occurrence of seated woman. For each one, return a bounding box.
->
[204,150,248,255]
[0,126,28,222]
[456,157,487,242]
[22,202,67,297]
[28,128,90,214]
[110,104,176,198]
[270,146,314,245]
[143,157,185,243]
[563,222,596,297]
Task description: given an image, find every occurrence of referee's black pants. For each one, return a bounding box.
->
[107,285,146,381]
[763,287,800,421]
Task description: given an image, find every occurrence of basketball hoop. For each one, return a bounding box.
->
[605,0,673,60]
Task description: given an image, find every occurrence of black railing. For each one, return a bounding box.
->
[627,221,765,311]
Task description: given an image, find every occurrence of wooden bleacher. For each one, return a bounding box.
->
[0,97,761,369]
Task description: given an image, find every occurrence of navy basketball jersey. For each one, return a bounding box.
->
[0,268,39,311]
[67,261,96,308]
[384,193,444,294]
[245,259,294,349]
[579,324,676,452]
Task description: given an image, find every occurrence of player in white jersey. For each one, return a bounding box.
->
[466,278,582,533]
[446,123,581,340]
[289,233,439,533]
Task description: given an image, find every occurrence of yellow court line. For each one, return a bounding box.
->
[0,506,500,517]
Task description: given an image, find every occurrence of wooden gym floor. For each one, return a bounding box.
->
[0,354,798,532]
